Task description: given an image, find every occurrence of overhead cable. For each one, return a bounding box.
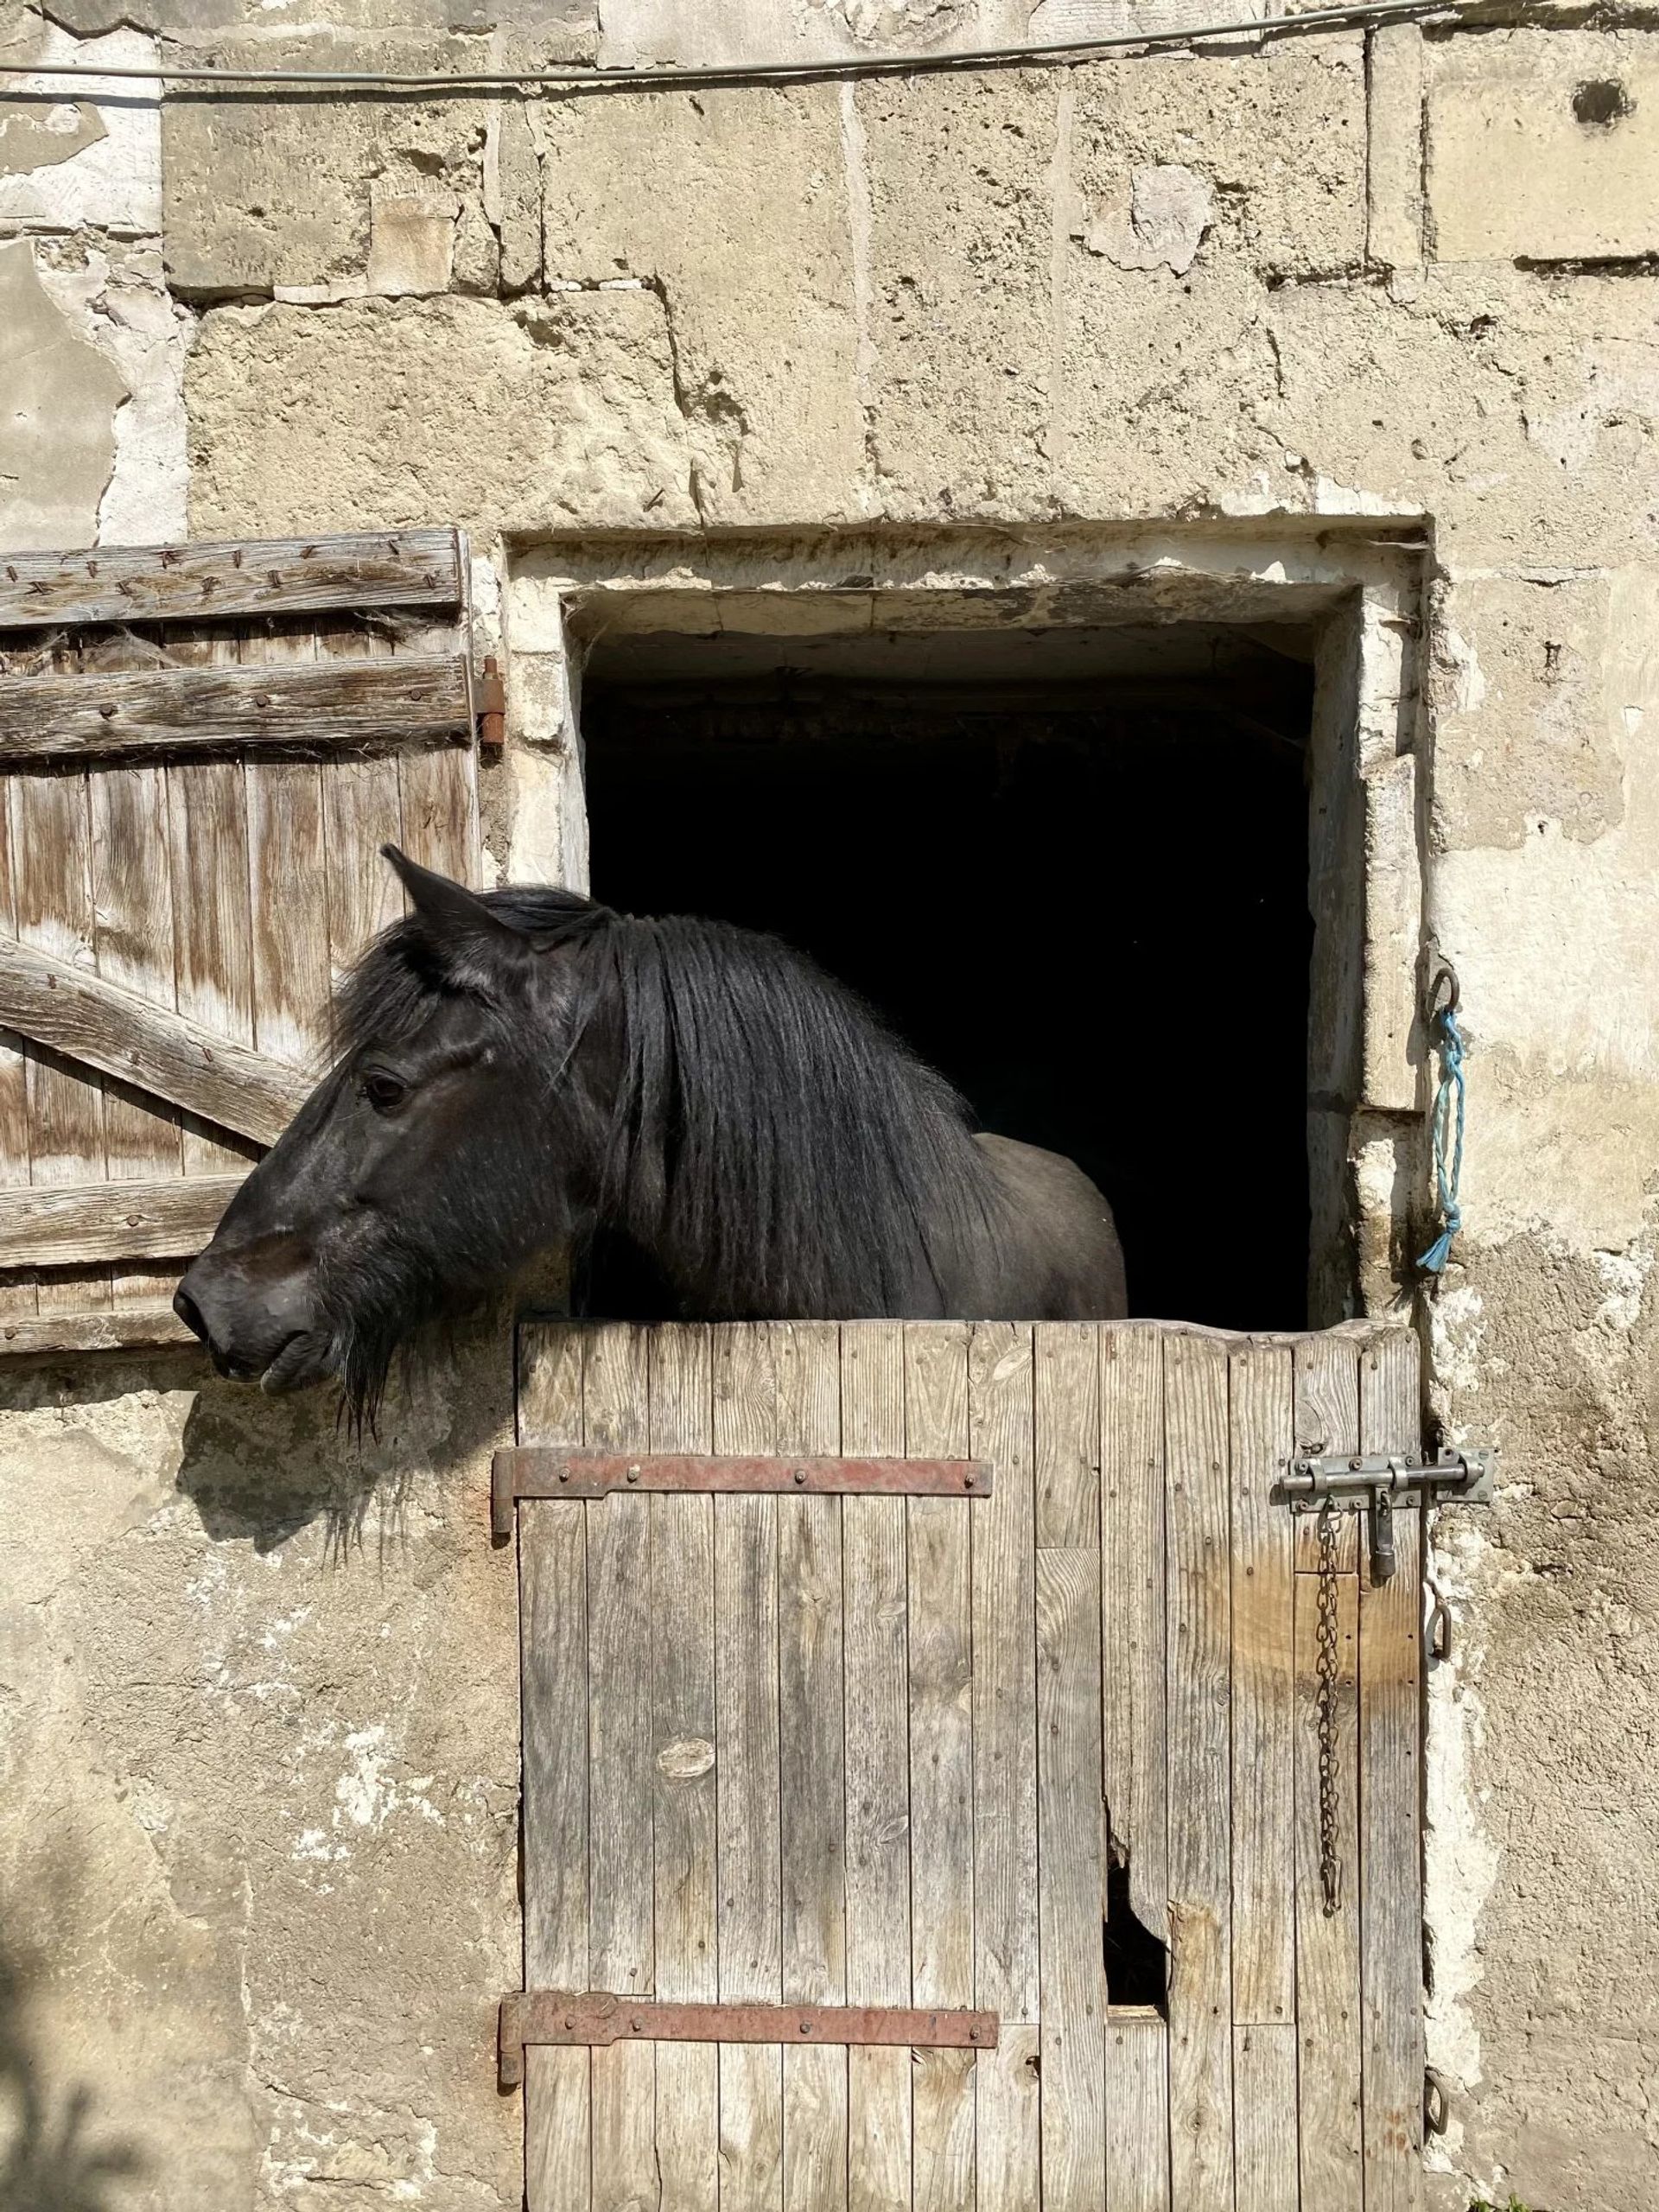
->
[0,0,1559,95]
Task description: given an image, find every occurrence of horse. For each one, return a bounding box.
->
[175,847,1127,1422]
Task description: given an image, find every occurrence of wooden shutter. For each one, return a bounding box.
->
[507,1319,1427,2212]
[0,529,483,1356]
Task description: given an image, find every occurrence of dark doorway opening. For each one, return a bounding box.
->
[581,622,1315,1328]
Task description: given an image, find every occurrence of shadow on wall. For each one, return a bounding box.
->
[172,1306,514,1554]
[0,1301,512,1558]
[0,1941,145,2212]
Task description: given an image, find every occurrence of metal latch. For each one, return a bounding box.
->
[1280,1447,1497,1583]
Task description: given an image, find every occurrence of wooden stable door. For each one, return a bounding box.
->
[506,1319,1425,2212]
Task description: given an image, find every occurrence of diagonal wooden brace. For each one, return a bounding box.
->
[0,932,310,1146]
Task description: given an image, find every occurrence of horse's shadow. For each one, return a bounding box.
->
[173,1310,515,1554]
[175,1373,393,1555]
[2,1310,518,1556]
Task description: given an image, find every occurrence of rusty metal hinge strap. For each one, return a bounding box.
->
[474,653,505,749]
[499,1994,1000,2088]
[493,1448,992,1537]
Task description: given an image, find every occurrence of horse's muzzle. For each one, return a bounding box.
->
[175,1243,332,1392]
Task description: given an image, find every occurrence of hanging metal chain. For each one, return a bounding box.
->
[1315,1498,1344,1917]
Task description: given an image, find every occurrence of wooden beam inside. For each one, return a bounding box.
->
[0,528,465,631]
[0,655,473,763]
[0,1173,245,1268]
[0,934,312,1146]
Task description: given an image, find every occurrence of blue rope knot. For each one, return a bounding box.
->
[1418,1001,1466,1274]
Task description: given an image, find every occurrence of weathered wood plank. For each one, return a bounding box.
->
[1035,1544,1106,2212]
[840,1321,912,2212]
[399,741,480,885]
[519,1321,593,2212]
[1100,1326,1169,1947]
[0,932,308,1146]
[1035,1319,1100,1550]
[1294,1335,1362,1572]
[1234,2022,1299,2212]
[582,1325,658,2212]
[1105,2012,1171,2212]
[776,1321,848,2212]
[965,1322,1038,2212]
[905,1323,975,2212]
[0,1303,198,1357]
[0,758,35,1319]
[1164,1332,1234,2212]
[0,1158,238,1265]
[649,1323,720,2212]
[246,623,332,1072]
[1358,1332,1425,2212]
[9,760,111,1314]
[393,587,480,883]
[164,627,257,1177]
[1229,1343,1298,2029]
[86,627,185,1311]
[1035,1322,1106,2212]
[0,529,465,631]
[321,626,404,983]
[0,656,473,763]
[1294,1559,1363,2212]
[714,1325,785,2212]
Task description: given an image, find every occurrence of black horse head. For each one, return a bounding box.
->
[174,848,601,1421]
[172,847,1030,1424]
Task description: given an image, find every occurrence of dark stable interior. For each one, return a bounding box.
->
[580,624,1316,1330]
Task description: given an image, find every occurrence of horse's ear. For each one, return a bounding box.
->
[382,845,526,965]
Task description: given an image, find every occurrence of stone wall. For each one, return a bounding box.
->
[0,1334,520,2210]
[3,2,1658,2205]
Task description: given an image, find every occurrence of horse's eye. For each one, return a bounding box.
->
[362,1069,409,1116]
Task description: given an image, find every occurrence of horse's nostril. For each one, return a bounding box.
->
[173,1286,209,1345]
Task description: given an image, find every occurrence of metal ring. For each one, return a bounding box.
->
[1427,960,1460,1020]
[1424,2069,1450,2138]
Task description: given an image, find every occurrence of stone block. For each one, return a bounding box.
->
[1427,30,1659,264]
[1366,22,1425,271]
[1057,251,1287,518]
[1070,39,1369,283]
[538,82,862,524]
[854,67,1058,518]
[1255,264,1659,569]
[162,35,492,298]
[369,188,457,296]
[1426,569,1624,854]
[187,289,697,537]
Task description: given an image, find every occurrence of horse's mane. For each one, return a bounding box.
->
[337,886,1000,1319]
